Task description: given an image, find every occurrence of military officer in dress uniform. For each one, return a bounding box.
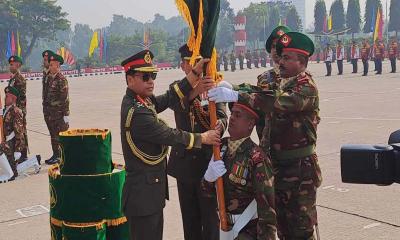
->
[7,56,28,161]
[361,39,370,76]
[373,39,385,75]
[350,41,360,73]
[167,44,227,240]
[324,43,333,76]
[43,53,70,165]
[202,101,277,240]
[120,50,221,240]
[336,40,344,75]
[209,32,322,240]
[389,37,398,73]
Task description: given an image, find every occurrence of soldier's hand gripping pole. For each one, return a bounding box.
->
[204,64,228,231]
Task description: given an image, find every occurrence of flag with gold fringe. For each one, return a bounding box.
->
[175,0,228,231]
[175,0,220,81]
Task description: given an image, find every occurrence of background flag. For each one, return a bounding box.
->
[88,31,99,57]
[57,47,76,65]
[11,31,16,55]
[17,31,21,56]
[6,31,12,59]
[327,15,332,31]
[370,7,376,32]
[373,8,382,41]
[99,30,104,62]
[103,30,107,63]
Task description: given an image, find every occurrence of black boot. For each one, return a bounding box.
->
[45,155,59,165]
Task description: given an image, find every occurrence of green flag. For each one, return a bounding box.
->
[175,0,220,80]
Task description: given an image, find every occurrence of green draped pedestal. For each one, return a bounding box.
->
[49,129,130,240]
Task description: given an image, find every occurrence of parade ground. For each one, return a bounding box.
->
[0,61,400,240]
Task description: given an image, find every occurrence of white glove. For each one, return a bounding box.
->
[14,152,21,160]
[217,80,233,89]
[204,156,227,182]
[64,116,69,123]
[208,87,238,103]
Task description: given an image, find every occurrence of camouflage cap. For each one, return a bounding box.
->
[8,55,23,64]
[276,32,315,57]
[265,25,291,53]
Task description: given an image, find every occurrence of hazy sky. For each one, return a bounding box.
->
[57,0,378,29]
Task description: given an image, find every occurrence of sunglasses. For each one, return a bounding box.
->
[136,72,157,82]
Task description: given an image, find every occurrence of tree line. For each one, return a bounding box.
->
[314,0,400,36]
[0,0,303,71]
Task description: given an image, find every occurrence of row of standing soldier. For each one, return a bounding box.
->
[218,49,270,72]
[324,37,399,76]
[0,51,70,183]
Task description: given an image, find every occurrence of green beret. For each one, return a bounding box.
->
[265,25,291,53]
[48,53,64,65]
[276,32,315,57]
[8,55,23,64]
[5,86,20,98]
[42,50,55,58]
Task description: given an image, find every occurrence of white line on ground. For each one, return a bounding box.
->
[363,223,381,229]
[8,221,28,226]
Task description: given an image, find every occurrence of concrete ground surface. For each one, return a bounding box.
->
[0,60,400,240]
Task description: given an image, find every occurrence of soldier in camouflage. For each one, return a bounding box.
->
[209,32,322,240]
[8,55,28,160]
[202,102,277,240]
[232,26,291,142]
[0,87,26,182]
[42,53,70,165]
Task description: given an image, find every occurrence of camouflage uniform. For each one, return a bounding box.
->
[202,137,277,240]
[8,71,28,154]
[167,81,227,240]
[43,71,70,159]
[233,65,281,143]
[245,51,252,69]
[238,71,322,240]
[0,104,26,177]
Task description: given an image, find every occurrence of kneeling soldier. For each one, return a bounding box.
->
[0,87,40,183]
[202,102,277,240]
